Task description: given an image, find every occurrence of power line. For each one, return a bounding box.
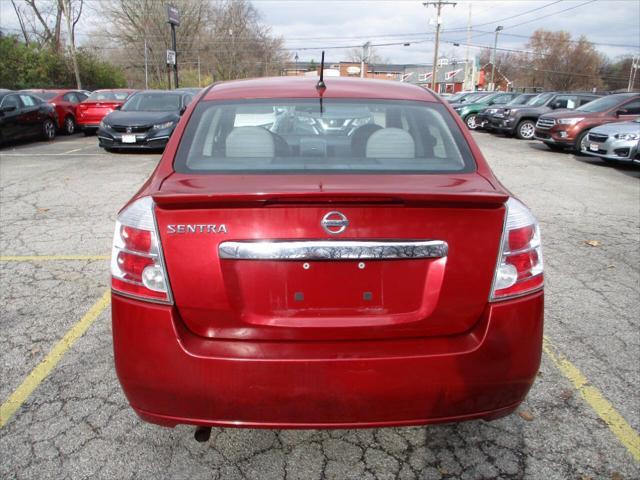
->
[445,0,564,31]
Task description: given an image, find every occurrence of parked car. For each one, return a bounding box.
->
[111,77,544,434]
[580,118,640,163]
[534,93,640,152]
[175,87,202,95]
[23,89,89,135]
[451,92,521,130]
[97,90,194,151]
[0,90,58,146]
[492,92,601,140]
[445,91,483,104]
[76,89,135,135]
[476,93,539,131]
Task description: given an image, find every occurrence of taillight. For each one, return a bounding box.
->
[111,197,172,303]
[490,198,543,300]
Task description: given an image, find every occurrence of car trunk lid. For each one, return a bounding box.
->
[154,173,507,341]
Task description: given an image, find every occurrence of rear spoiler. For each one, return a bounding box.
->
[152,191,509,208]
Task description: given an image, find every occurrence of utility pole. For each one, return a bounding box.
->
[465,3,472,91]
[628,55,639,92]
[197,55,201,87]
[361,41,370,78]
[423,1,457,92]
[490,25,504,91]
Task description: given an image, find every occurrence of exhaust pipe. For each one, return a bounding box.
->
[194,426,211,443]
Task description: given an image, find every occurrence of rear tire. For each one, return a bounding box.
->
[42,119,56,141]
[515,120,535,140]
[63,116,75,135]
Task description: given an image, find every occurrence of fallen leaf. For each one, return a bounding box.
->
[560,389,574,401]
[580,475,593,480]
[584,240,600,247]
[518,410,535,421]
[607,264,616,269]
[611,472,623,480]
[36,207,50,214]
[438,467,449,475]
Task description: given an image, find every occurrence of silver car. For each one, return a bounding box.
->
[581,118,640,163]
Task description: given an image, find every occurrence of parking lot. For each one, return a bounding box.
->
[0,132,638,479]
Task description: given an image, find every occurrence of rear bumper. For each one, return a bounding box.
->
[112,291,544,429]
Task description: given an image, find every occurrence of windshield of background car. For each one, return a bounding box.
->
[174,99,475,174]
[526,93,554,107]
[122,93,181,112]
[575,95,631,113]
[462,93,490,103]
[87,91,130,101]
[31,92,57,100]
[507,94,533,105]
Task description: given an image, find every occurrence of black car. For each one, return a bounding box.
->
[97,90,194,151]
[476,93,539,131]
[0,90,58,146]
[490,92,601,139]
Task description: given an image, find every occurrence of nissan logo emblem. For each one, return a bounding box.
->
[321,211,349,235]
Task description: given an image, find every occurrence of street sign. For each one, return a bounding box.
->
[166,49,176,65]
[166,4,180,26]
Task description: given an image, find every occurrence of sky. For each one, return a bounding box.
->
[0,0,638,65]
[252,0,640,64]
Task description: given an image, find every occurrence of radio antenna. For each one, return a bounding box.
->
[316,51,326,91]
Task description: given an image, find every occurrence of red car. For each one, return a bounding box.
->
[23,89,89,135]
[76,89,134,135]
[111,77,544,435]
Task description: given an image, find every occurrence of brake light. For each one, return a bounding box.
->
[111,197,172,303]
[490,198,543,300]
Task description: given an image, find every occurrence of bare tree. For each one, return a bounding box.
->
[60,0,82,88]
[345,45,388,65]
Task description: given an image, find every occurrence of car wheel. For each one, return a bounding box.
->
[465,114,478,130]
[515,120,535,140]
[42,119,56,141]
[63,116,75,135]
[574,130,590,154]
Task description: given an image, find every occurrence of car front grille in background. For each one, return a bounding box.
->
[536,118,556,130]
[111,125,152,133]
[588,133,609,142]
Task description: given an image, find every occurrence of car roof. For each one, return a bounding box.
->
[202,76,438,102]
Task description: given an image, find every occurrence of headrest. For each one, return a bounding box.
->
[365,128,415,159]
[225,127,275,158]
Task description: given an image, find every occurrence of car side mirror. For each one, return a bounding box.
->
[1,105,16,113]
[179,106,187,115]
[616,108,628,117]
[550,101,560,109]
[114,105,121,110]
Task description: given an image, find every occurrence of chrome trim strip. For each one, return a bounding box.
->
[219,240,448,261]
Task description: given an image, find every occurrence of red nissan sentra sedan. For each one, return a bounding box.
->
[111,76,544,436]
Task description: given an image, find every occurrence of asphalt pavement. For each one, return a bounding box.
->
[0,132,638,479]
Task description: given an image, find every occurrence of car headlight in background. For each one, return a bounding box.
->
[153,121,175,130]
[614,133,639,140]
[557,117,584,125]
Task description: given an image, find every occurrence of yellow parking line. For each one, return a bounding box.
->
[0,255,109,261]
[0,290,111,427]
[543,336,640,462]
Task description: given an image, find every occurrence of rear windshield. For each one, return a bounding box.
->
[508,94,534,105]
[123,92,182,111]
[174,99,475,174]
[87,91,130,101]
[460,92,490,103]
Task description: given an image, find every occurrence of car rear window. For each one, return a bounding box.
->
[87,91,130,101]
[174,99,475,174]
[31,92,57,100]
[576,95,637,113]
